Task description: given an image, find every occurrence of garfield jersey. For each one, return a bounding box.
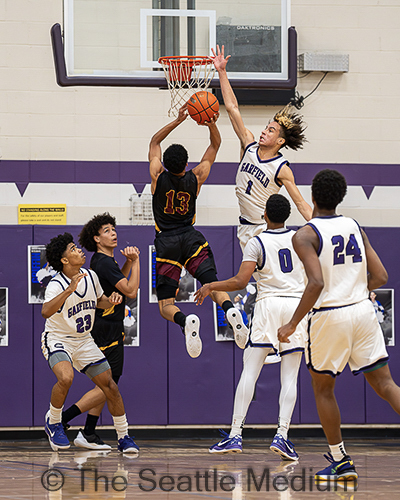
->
[242,228,305,301]
[43,268,103,337]
[236,143,289,224]
[307,215,369,309]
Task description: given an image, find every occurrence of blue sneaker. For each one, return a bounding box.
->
[315,453,358,481]
[270,434,299,461]
[209,430,242,454]
[45,411,70,451]
[118,435,139,454]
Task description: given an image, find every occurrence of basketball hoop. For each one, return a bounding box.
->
[158,56,215,117]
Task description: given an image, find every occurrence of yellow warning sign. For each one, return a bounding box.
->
[18,204,67,225]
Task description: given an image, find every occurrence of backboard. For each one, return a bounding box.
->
[52,0,296,89]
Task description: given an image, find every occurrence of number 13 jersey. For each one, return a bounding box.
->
[236,143,289,224]
[43,269,103,337]
[307,215,369,309]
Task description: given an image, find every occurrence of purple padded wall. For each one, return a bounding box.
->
[168,227,236,424]
[0,226,33,426]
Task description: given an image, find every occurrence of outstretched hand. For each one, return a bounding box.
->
[109,292,123,305]
[67,273,87,293]
[121,246,140,262]
[202,112,220,127]
[177,104,189,122]
[194,284,213,305]
[211,45,231,72]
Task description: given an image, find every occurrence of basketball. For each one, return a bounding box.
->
[187,91,219,125]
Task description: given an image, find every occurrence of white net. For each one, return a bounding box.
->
[129,193,154,225]
[159,56,216,117]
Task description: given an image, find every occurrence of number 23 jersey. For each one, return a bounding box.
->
[236,143,289,224]
[307,215,368,309]
[43,269,103,337]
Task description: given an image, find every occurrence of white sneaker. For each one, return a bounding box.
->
[74,429,111,451]
[226,308,249,349]
[184,314,202,358]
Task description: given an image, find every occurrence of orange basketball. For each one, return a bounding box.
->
[187,91,219,125]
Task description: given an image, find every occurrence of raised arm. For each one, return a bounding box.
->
[192,116,221,194]
[278,164,313,221]
[361,229,388,291]
[148,105,188,194]
[211,45,254,152]
[116,246,140,299]
[41,273,86,319]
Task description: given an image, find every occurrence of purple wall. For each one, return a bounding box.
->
[0,223,399,427]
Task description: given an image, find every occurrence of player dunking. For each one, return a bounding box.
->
[278,169,400,481]
[61,213,140,450]
[149,105,249,358]
[195,195,306,459]
[212,45,312,250]
[41,233,138,453]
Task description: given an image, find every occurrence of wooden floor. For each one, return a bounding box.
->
[1,436,399,499]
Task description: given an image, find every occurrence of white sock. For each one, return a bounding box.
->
[329,442,347,461]
[49,404,63,425]
[277,417,290,441]
[113,414,129,441]
[230,415,245,437]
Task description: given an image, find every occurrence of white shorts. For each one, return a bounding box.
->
[248,296,307,355]
[237,223,267,251]
[306,299,389,376]
[41,331,107,373]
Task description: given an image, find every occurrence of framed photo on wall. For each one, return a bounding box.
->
[123,290,140,347]
[148,245,197,304]
[369,288,395,347]
[28,245,56,304]
[0,288,8,347]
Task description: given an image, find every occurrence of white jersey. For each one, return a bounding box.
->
[43,268,103,337]
[308,215,369,309]
[243,228,305,301]
[236,142,289,224]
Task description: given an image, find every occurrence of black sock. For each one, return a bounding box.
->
[84,414,100,436]
[221,300,234,313]
[62,404,81,424]
[173,311,187,329]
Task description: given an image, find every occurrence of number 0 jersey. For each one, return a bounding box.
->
[43,268,103,337]
[307,215,369,309]
[153,170,197,233]
[242,228,305,301]
[236,143,289,224]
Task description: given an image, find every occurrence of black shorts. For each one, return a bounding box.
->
[155,226,217,300]
[91,319,124,380]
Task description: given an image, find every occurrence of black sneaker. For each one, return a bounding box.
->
[74,429,111,451]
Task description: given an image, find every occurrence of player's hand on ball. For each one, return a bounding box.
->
[177,104,188,122]
[278,323,296,343]
[68,273,87,293]
[109,292,123,305]
[202,112,220,126]
[121,246,140,262]
[194,284,212,305]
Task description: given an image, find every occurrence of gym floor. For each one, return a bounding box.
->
[0,436,398,499]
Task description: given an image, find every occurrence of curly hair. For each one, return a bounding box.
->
[273,104,307,151]
[163,144,188,174]
[45,232,74,272]
[266,194,291,223]
[78,212,116,253]
[312,169,347,210]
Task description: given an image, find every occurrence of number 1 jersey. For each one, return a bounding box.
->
[43,269,103,337]
[307,215,369,309]
[236,143,289,224]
